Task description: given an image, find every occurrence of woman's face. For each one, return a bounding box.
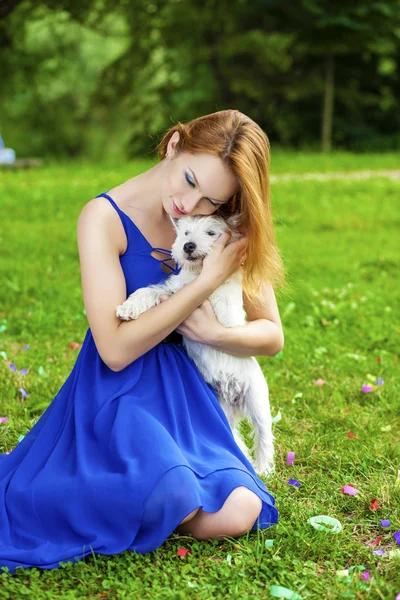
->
[162,137,238,218]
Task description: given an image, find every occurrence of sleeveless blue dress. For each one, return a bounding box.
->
[0,191,278,575]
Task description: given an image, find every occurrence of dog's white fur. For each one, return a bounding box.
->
[116,213,275,475]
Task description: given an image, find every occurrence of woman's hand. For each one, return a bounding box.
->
[198,230,248,291]
[159,294,221,344]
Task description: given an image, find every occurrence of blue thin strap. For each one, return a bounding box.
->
[152,247,172,254]
[151,246,181,273]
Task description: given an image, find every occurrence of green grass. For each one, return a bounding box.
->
[0,155,399,599]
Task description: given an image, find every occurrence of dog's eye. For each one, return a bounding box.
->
[207,231,216,236]
[185,231,189,235]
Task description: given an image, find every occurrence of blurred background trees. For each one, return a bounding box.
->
[1,0,399,159]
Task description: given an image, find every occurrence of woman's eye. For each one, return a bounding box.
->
[184,172,218,207]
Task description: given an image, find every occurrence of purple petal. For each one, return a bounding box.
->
[373,549,385,556]
[0,416,8,424]
[9,363,17,372]
[288,478,300,487]
[23,344,29,350]
[394,531,400,545]
[19,368,28,375]
[376,378,384,385]
[381,519,390,527]
[286,451,295,465]
[18,388,27,399]
[361,571,370,580]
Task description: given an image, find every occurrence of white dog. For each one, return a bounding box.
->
[116,214,275,475]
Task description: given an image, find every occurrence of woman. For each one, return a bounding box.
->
[0,109,285,575]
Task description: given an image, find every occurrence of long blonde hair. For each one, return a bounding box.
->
[156,109,287,307]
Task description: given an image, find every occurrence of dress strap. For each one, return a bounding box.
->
[95,192,130,243]
[96,192,181,274]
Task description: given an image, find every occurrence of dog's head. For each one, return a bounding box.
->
[169,213,244,273]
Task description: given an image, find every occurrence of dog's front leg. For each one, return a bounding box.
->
[116,284,171,321]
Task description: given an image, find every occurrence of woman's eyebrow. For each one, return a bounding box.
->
[188,167,225,203]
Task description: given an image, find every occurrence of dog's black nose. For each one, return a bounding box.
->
[183,242,196,254]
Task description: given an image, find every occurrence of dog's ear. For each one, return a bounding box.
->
[225,213,243,232]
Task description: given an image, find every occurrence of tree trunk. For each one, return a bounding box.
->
[321,52,335,153]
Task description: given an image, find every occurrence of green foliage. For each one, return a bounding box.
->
[0,0,400,153]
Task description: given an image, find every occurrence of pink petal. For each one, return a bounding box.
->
[362,383,373,393]
[286,451,295,466]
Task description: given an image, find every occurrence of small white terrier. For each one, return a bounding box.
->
[116,214,275,475]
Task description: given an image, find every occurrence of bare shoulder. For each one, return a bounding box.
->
[76,196,129,371]
[78,196,127,255]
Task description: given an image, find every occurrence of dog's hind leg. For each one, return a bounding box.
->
[243,360,275,475]
[216,382,255,467]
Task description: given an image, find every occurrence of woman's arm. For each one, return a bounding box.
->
[207,282,284,358]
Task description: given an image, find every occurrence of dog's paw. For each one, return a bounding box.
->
[116,300,141,321]
[253,458,275,476]
[253,445,275,476]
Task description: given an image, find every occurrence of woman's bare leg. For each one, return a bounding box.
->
[175,486,262,541]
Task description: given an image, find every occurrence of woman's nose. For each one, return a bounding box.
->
[182,192,203,214]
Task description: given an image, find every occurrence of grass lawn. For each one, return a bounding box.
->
[0,153,399,598]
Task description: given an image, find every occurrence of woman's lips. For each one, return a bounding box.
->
[173,201,185,215]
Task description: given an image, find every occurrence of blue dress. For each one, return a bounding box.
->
[0,191,278,575]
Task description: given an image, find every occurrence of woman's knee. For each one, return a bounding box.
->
[180,486,263,540]
[227,486,263,533]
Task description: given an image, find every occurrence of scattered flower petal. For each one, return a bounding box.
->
[362,383,373,393]
[0,416,8,424]
[314,378,325,386]
[271,410,282,424]
[376,357,382,362]
[23,344,29,350]
[394,531,400,545]
[368,535,383,547]
[376,378,384,385]
[361,571,370,580]
[9,363,17,372]
[373,549,385,556]
[269,585,302,600]
[381,519,390,527]
[70,342,81,350]
[370,499,379,510]
[308,515,342,534]
[19,388,27,399]
[177,547,190,557]
[286,452,295,466]
[342,484,360,495]
[19,368,28,375]
[347,431,357,438]
[288,478,301,487]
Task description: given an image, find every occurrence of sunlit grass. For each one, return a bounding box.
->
[0,155,399,598]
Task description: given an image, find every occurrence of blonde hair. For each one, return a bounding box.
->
[156,109,288,307]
